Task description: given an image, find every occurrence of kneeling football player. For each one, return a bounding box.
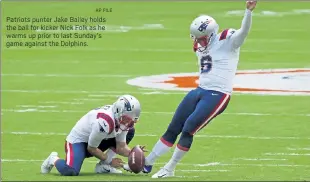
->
[41,95,145,176]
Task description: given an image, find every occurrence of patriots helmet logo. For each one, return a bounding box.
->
[197,20,213,32]
[122,98,132,111]
[198,23,208,32]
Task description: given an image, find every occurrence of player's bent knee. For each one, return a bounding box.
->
[61,166,79,176]
[162,128,179,144]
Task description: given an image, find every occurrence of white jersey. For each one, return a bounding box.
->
[194,9,252,94]
[66,105,127,148]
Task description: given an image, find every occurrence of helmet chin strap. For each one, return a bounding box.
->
[114,117,130,132]
[208,32,216,44]
[114,118,120,132]
[119,124,129,131]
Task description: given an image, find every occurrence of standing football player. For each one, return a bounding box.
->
[124,1,257,178]
[41,95,144,176]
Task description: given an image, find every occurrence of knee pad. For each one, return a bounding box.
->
[178,131,194,149]
[61,166,79,176]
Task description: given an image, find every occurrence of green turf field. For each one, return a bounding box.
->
[1,1,310,181]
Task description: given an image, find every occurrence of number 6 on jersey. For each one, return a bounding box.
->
[200,55,212,73]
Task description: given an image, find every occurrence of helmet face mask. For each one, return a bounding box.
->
[195,35,209,47]
[119,115,135,131]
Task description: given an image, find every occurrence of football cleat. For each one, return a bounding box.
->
[95,163,122,174]
[142,165,153,173]
[151,167,175,178]
[41,152,58,174]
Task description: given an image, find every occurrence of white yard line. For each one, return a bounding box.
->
[2,159,310,168]
[17,105,57,108]
[73,98,107,101]
[1,159,44,162]
[88,92,187,96]
[1,108,310,117]
[1,89,187,94]
[4,59,195,64]
[196,163,310,167]
[1,109,82,113]
[173,175,200,178]
[264,153,310,156]
[178,169,229,172]
[233,158,288,161]
[1,131,310,140]
[39,101,84,105]
[137,38,303,43]
[3,89,310,98]
[193,162,221,166]
[287,148,310,151]
[219,164,310,167]
[5,59,307,65]
[88,94,121,97]
[195,135,310,140]
[3,47,310,54]
[2,132,68,136]
[1,73,132,78]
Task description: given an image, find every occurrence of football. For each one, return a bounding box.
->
[128,145,145,174]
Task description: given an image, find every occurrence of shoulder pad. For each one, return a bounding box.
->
[219,28,236,41]
[96,112,115,134]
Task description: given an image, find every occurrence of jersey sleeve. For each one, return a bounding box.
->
[96,112,115,134]
[88,112,115,148]
[115,130,128,143]
[88,121,107,148]
[230,9,252,49]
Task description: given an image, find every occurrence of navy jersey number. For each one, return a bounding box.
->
[200,55,212,73]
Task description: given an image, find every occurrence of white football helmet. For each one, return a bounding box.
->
[112,95,141,131]
[190,15,219,50]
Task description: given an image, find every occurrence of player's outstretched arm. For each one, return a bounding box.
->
[87,131,108,161]
[87,122,109,161]
[87,146,108,161]
[231,1,257,49]
[115,131,132,157]
[115,131,148,157]
[116,141,132,157]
